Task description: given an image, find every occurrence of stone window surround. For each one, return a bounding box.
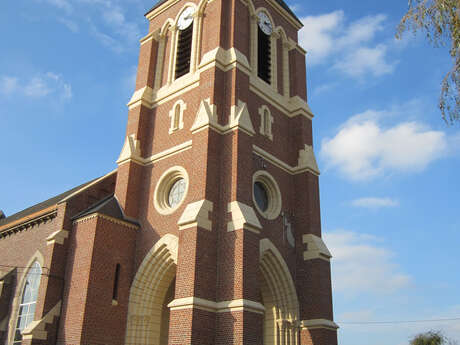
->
[168,99,186,134]
[258,104,274,140]
[251,7,294,98]
[154,166,190,215]
[7,251,44,345]
[252,170,282,220]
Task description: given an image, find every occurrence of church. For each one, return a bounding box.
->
[0,0,338,344]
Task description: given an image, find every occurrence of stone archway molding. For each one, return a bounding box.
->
[260,238,300,345]
[125,234,179,345]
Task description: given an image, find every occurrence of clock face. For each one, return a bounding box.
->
[178,7,195,30]
[258,12,273,35]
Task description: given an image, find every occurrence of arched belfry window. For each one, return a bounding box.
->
[175,7,195,79]
[257,11,273,84]
[13,261,42,344]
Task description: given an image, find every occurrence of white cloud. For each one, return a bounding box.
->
[36,0,141,51]
[324,230,411,294]
[0,76,19,95]
[337,14,386,47]
[25,77,53,98]
[351,197,399,208]
[299,11,394,78]
[102,5,140,43]
[39,0,72,13]
[299,11,344,64]
[320,109,448,180]
[0,73,72,102]
[58,17,79,32]
[333,44,396,77]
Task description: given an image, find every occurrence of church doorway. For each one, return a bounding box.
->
[125,235,178,345]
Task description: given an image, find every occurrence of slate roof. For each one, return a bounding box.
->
[72,194,139,226]
[145,0,301,25]
[0,179,97,228]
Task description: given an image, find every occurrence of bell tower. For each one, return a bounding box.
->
[115,0,338,344]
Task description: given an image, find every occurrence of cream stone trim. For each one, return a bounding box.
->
[291,38,307,55]
[252,170,282,220]
[264,0,303,30]
[168,297,216,313]
[217,299,265,315]
[259,238,300,342]
[229,100,256,136]
[190,98,219,133]
[139,30,158,46]
[7,252,45,345]
[249,76,314,119]
[258,105,274,140]
[72,213,139,230]
[298,145,320,175]
[125,234,178,345]
[153,72,200,107]
[117,134,143,166]
[177,200,213,231]
[127,45,313,120]
[154,166,189,215]
[145,140,192,165]
[46,229,69,245]
[167,297,265,314]
[227,201,262,234]
[154,35,167,90]
[22,301,62,341]
[99,214,139,229]
[120,141,192,167]
[300,319,339,331]
[302,234,332,262]
[253,145,320,176]
[199,47,251,74]
[127,86,154,110]
[168,99,186,134]
[270,33,278,91]
[191,99,255,137]
[146,0,182,20]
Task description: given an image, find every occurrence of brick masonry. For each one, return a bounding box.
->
[0,0,337,344]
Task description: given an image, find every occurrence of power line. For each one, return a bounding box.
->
[337,318,460,325]
[0,264,63,280]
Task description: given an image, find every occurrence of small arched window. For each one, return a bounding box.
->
[259,105,273,140]
[169,100,186,134]
[173,104,181,129]
[13,261,42,344]
[263,109,270,134]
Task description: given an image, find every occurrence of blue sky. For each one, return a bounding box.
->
[1,1,459,344]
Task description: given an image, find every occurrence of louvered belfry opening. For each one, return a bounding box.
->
[258,27,271,84]
[175,24,193,79]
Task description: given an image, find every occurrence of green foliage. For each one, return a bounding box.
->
[396,0,459,124]
[410,331,458,345]
[410,331,445,345]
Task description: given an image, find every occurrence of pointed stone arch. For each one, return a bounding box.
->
[125,234,178,345]
[260,239,300,345]
[7,250,45,345]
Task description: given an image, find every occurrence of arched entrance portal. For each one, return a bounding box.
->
[125,234,178,345]
[260,239,300,345]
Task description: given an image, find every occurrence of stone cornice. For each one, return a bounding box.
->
[0,207,57,238]
[73,213,139,230]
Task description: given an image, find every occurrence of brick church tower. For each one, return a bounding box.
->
[0,0,338,344]
[113,0,338,344]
